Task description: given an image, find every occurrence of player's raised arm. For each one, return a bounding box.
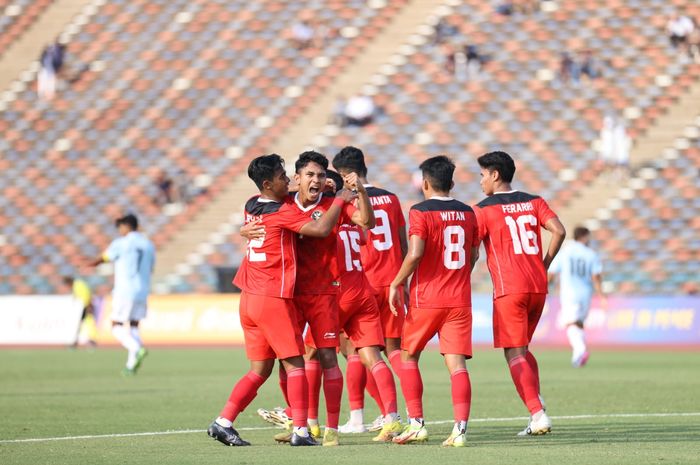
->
[388,234,425,315]
[299,189,357,238]
[345,172,375,229]
[542,217,566,270]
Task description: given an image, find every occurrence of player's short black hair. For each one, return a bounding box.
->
[419,155,455,192]
[115,214,138,230]
[248,153,285,190]
[477,151,516,183]
[325,170,345,195]
[332,146,368,177]
[62,276,74,286]
[574,226,591,241]
[295,151,328,173]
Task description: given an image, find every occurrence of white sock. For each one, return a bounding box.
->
[293,426,308,437]
[532,409,545,422]
[215,417,232,428]
[307,418,318,427]
[410,418,424,427]
[566,325,586,359]
[454,421,467,433]
[112,325,140,351]
[349,409,364,425]
[130,326,143,347]
[384,412,399,423]
[112,325,140,369]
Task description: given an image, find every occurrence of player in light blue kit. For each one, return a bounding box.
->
[548,226,605,367]
[88,214,155,375]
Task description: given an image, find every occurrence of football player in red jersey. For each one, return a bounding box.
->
[332,146,407,432]
[473,151,566,436]
[388,156,479,447]
[248,152,375,446]
[304,169,402,442]
[207,154,356,447]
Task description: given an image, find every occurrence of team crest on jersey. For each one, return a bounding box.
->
[312,210,323,220]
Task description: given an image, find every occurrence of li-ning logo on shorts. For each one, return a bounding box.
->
[312,210,323,220]
[323,332,336,339]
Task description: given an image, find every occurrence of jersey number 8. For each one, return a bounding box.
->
[443,225,466,270]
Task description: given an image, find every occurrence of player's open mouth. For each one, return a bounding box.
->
[309,187,320,195]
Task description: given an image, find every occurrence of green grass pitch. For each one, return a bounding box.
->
[1,347,699,464]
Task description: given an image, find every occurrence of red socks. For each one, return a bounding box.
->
[370,360,398,415]
[508,355,543,414]
[286,367,309,428]
[346,355,366,411]
[365,367,386,415]
[305,360,322,420]
[450,368,471,422]
[323,366,343,429]
[278,365,293,418]
[400,360,423,419]
[388,350,402,376]
[525,350,541,393]
[219,371,266,422]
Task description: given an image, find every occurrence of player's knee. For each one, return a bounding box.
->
[317,348,338,368]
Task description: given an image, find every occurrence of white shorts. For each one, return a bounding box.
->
[111,297,148,323]
[558,297,592,326]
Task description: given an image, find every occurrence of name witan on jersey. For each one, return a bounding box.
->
[369,195,394,206]
[439,211,467,221]
[501,202,535,214]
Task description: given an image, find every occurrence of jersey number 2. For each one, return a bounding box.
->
[248,238,266,262]
[504,215,539,255]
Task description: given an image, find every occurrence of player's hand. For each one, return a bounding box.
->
[240,218,265,240]
[388,285,401,316]
[336,188,358,204]
[343,173,364,194]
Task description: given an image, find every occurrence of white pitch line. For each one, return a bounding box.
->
[2,412,699,444]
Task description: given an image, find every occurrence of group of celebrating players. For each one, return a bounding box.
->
[206,146,566,448]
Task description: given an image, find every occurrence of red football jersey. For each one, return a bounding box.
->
[359,186,406,288]
[294,193,356,295]
[408,197,479,309]
[473,191,558,298]
[336,223,373,302]
[233,196,312,299]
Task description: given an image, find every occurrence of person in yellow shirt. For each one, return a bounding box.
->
[63,276,97,347]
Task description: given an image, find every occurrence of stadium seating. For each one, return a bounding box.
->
[593,136,700,294]
[0,0,404,294]
[175,0,700,294]
[1,0,698,295]
[0,0,54,58]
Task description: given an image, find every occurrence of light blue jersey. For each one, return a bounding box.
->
[549,241,602,304]
[104,231,155,301]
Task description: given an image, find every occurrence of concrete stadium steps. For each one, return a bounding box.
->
[152,0,447,285]
[557,73,700,231]
[0,0,93,92]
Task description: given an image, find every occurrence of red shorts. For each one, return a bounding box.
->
[337,288,384,349]
[294,293,340,349]
[492,293,547,348]
[401,306,472,357]
[373,285,405,339]
[239,292,304,361]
